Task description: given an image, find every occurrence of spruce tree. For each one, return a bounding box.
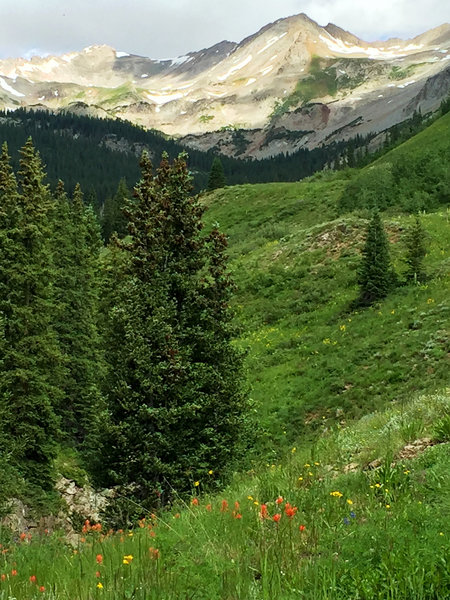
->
[101,178,129,242]
[100,152,247,509]
[207,157,226,191]
[51,181,104,443]
[357,212,395,306]
[403,215,427,283]
[0,139,61,488]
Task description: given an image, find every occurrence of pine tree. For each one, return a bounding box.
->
[101,178,129,242]
[0,138,61,488]
[207,157,226,191]
[100,152,247,510]
[357,212,395,306]
[403,215,427,283]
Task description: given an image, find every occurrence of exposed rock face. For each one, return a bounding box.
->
[1,478,112,545]
[0,14,449,157]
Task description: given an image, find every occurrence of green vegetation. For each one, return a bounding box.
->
[388,64,417,80]
[207,157,226,190]
[357,212,396,306]
[0,390,448,599]
[0,102,449,599]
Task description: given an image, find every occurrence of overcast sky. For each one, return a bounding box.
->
[0,0,448,60]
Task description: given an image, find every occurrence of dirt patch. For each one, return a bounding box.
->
[397,437,437,460]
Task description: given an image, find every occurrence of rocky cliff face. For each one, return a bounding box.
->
[0,13,449,157]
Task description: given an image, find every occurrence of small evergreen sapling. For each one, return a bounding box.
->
[357,211,396,306]
[403,215,427,283]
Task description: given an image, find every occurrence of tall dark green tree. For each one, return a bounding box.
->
[0,139,61,488]
[50,181,104,443]
[357,212,395,306]
[207,157,226,191]
[101,178,129,242]
[100,152,247,508]
[403,215,427,283]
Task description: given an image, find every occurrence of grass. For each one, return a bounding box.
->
[0,391,448,599]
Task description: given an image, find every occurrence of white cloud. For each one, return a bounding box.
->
[0,0,447,60]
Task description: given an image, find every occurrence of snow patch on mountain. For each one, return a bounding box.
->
[0,77,24,97]
[217,55,252,81]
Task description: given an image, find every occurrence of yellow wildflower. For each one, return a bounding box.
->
[194,481,200,487]
[347,499,353,505]
[208,470,213,475]
[330,491,343,498]
[97,582,104,589]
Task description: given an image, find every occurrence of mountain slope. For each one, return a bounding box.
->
[203,113,450,447]
[0,14,449,157]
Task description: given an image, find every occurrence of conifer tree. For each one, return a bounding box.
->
[357,212,395,306]
[0,139,61,488]
[100,152,247,509]
[403,215,427,283]
[51,181,104,443]
[101,178,129,242]
[207,157,226,191]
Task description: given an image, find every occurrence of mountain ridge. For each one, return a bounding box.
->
[0,13,449,158]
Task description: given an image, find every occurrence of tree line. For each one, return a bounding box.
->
[0,139,248,520]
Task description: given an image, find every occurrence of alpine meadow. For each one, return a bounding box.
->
[0,7,449,600]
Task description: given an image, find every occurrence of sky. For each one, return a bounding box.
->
[0,0,448,60]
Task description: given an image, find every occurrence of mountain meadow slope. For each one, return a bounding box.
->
[0,110,449,600]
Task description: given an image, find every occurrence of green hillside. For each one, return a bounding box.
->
[0,100,448,600]
[203,116,450,452]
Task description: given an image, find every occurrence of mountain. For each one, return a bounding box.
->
[0,13,449,158]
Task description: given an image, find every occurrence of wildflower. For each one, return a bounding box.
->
[149,547,160,559]
[299,525,306,532]
[30,575,37,583]
[39,586,45,593]
[330,491,343,498]
[208,470,213,475]
[285,503,298,519]
[298,477,303,482]
[374,483,381,488]
[20,532,27,541]
[253,501,259,506]
[343,517,350,525]
[291,447,296,453]
[314,462,320,466]
[174,513,181,518]
[124,555,133,561]
[347,499,353,505]
[123,559,129,565]
[234,513,242,519]
[191,498,199,506]
[194,481,200,487]
[221,500,229,512]
[247,495,253,501]
[308,472,313,477]
[350,511,356,519]
[11,570,17,576]
[275,496,283,505]
[1,574,5,581]
[386,504,391,509]
[96,554,103,564]
[96,571,101,578]
[404,470,410,475]
[205,504,212,512]
[273,514,281,523]
[439,532,444,536]
[260,504,269,519]
[340,324,346,331]
[97,582,103,589]
[304,463,310,468]
[128,532,133,537]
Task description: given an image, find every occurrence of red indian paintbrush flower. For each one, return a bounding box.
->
[275,496,283,505]
[273,514,281,523]
[29,575,37,583]
[221,500,229,512]
[260,504,269,519]
[96,554,103,564]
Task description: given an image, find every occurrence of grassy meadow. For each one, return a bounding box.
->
[1,113,449,598]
